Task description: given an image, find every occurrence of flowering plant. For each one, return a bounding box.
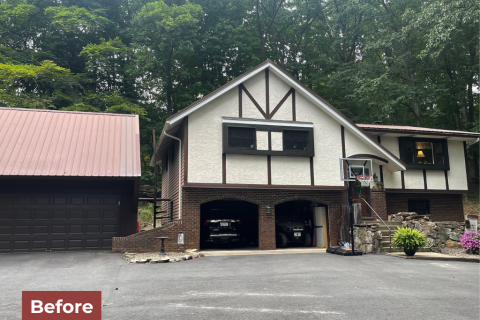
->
[460,232,480,254]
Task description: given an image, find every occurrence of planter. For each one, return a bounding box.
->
[404,248,416,256]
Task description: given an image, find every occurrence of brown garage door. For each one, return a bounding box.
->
[0,193,120,252]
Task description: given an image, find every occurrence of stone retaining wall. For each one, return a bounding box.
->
[391,212,466,252]
[353,224,383,254]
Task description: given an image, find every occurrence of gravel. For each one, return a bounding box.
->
[122,251,203,263]
[440,248,480,260]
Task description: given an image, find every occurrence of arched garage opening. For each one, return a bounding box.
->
[274,200,328,249]
[200,199,258,250]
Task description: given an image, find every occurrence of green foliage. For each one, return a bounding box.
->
[0,0,477,185]
[138,203,154,230]
[392,227,429,251]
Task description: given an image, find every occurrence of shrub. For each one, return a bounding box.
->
[392,227,428,251]
[460,232,480,255]
[138,203,154,230]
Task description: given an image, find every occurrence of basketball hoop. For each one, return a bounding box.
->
[356,175,373,187]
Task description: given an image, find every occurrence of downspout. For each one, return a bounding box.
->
[466,138,479,148]
[163,131,182,220]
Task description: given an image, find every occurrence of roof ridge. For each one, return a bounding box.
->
[0,107,137,117]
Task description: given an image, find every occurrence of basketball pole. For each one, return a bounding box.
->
[347,180,355,254]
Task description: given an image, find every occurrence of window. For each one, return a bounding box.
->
[399,138,449,170]
[408,199,430,215]
[283,130,309,151]
[228,127,256,149]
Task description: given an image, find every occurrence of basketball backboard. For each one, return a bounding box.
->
[339,158,373,182]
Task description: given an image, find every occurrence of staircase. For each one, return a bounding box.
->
[379,221,431,252]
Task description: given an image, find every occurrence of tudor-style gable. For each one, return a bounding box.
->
[154,60,406,189]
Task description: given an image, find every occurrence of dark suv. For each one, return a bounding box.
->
[202,219,241,246]
[275,216,312,248]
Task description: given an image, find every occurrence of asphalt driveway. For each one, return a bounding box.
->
[0,251,478,319]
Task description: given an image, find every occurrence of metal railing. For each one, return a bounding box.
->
[359,198,392,253]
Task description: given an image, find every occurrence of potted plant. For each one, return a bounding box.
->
[392,227,428,256]
[375,181,384,191]
[354,180,363,197]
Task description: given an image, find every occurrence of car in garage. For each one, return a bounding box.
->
[202,219,242,246]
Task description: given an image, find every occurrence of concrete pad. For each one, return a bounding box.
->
[386,251,479,263]
[201,247,326,256]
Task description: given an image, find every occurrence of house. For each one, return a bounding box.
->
[112,60,479,253]
[0,108,141,252]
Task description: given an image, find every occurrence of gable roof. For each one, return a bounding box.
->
[154,60,406,171]
[0,107,141,177]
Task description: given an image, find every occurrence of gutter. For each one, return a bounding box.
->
[163,130,182,220]
[467,138,479,149]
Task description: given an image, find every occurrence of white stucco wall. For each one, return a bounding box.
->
[404,170,424,189]
[426,171,446,190]
[379,136,402,189]
[271,132,283,151]
[257,131,269,150]
[447,140,468,190]
[226,154,268,184]
[188,88,237,183]
[295,93,344,186]
[242,71,266,118]
[269,73,293,121]
[271,156,310,185]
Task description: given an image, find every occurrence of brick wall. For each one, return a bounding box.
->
[386,193,464,222]
[369,191,387,221]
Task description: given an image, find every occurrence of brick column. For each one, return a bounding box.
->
[370,191,387,221]
[258,205,276,250]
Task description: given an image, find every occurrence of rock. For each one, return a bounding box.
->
[427,238,436,248]
[445,240,462,248]
[150,259,160,263]
[183,255,192,260]
[449,232,462,241]
[138,259,148,264]
[159,257,170,263]
[422,225,430,231]
[442,222,459,229]
[366,231,373,244]
[414,222,422,231]
[366,244,373,253]
[186,249,198,253]
[199,253,205,257]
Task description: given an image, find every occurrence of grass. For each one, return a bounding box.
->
[138,203,154,230]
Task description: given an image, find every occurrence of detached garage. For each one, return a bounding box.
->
[0,108,141,252]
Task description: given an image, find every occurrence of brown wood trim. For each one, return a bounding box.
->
[268,88,293,119]
[385,188,467,194]
[361,128,480,139]
[341,125,346,186]
[377,135,381,144]
[183,182,348,190]
[401,171,405,189]
[184,117,188,184]
[444,170,449,190]
[292,89,296,121]
[222,153,226,184]
[238,85,242,118]
[423,170,427,189]
[265,69,269,116]
[310,157,314,186]
[267,155,271,185]
[463,141,469,191]
[347,154,388,164]
[240,84,267,119]
[379,165,384,183]
[268,131,272,151]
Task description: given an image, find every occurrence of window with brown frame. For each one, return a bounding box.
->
[283,130,309,151]
[227,127,256,149]
[399,137,449,170]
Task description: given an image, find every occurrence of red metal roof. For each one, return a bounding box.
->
[358,124,480,138]
[0,108,141,177]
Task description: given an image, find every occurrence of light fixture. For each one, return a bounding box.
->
[373,173,378,183]
[417,150,425,158]
[265,205,271,214]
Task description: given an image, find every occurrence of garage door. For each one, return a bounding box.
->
[0,194,120,252]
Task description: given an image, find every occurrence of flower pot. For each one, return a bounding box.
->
[404,248,416,256]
